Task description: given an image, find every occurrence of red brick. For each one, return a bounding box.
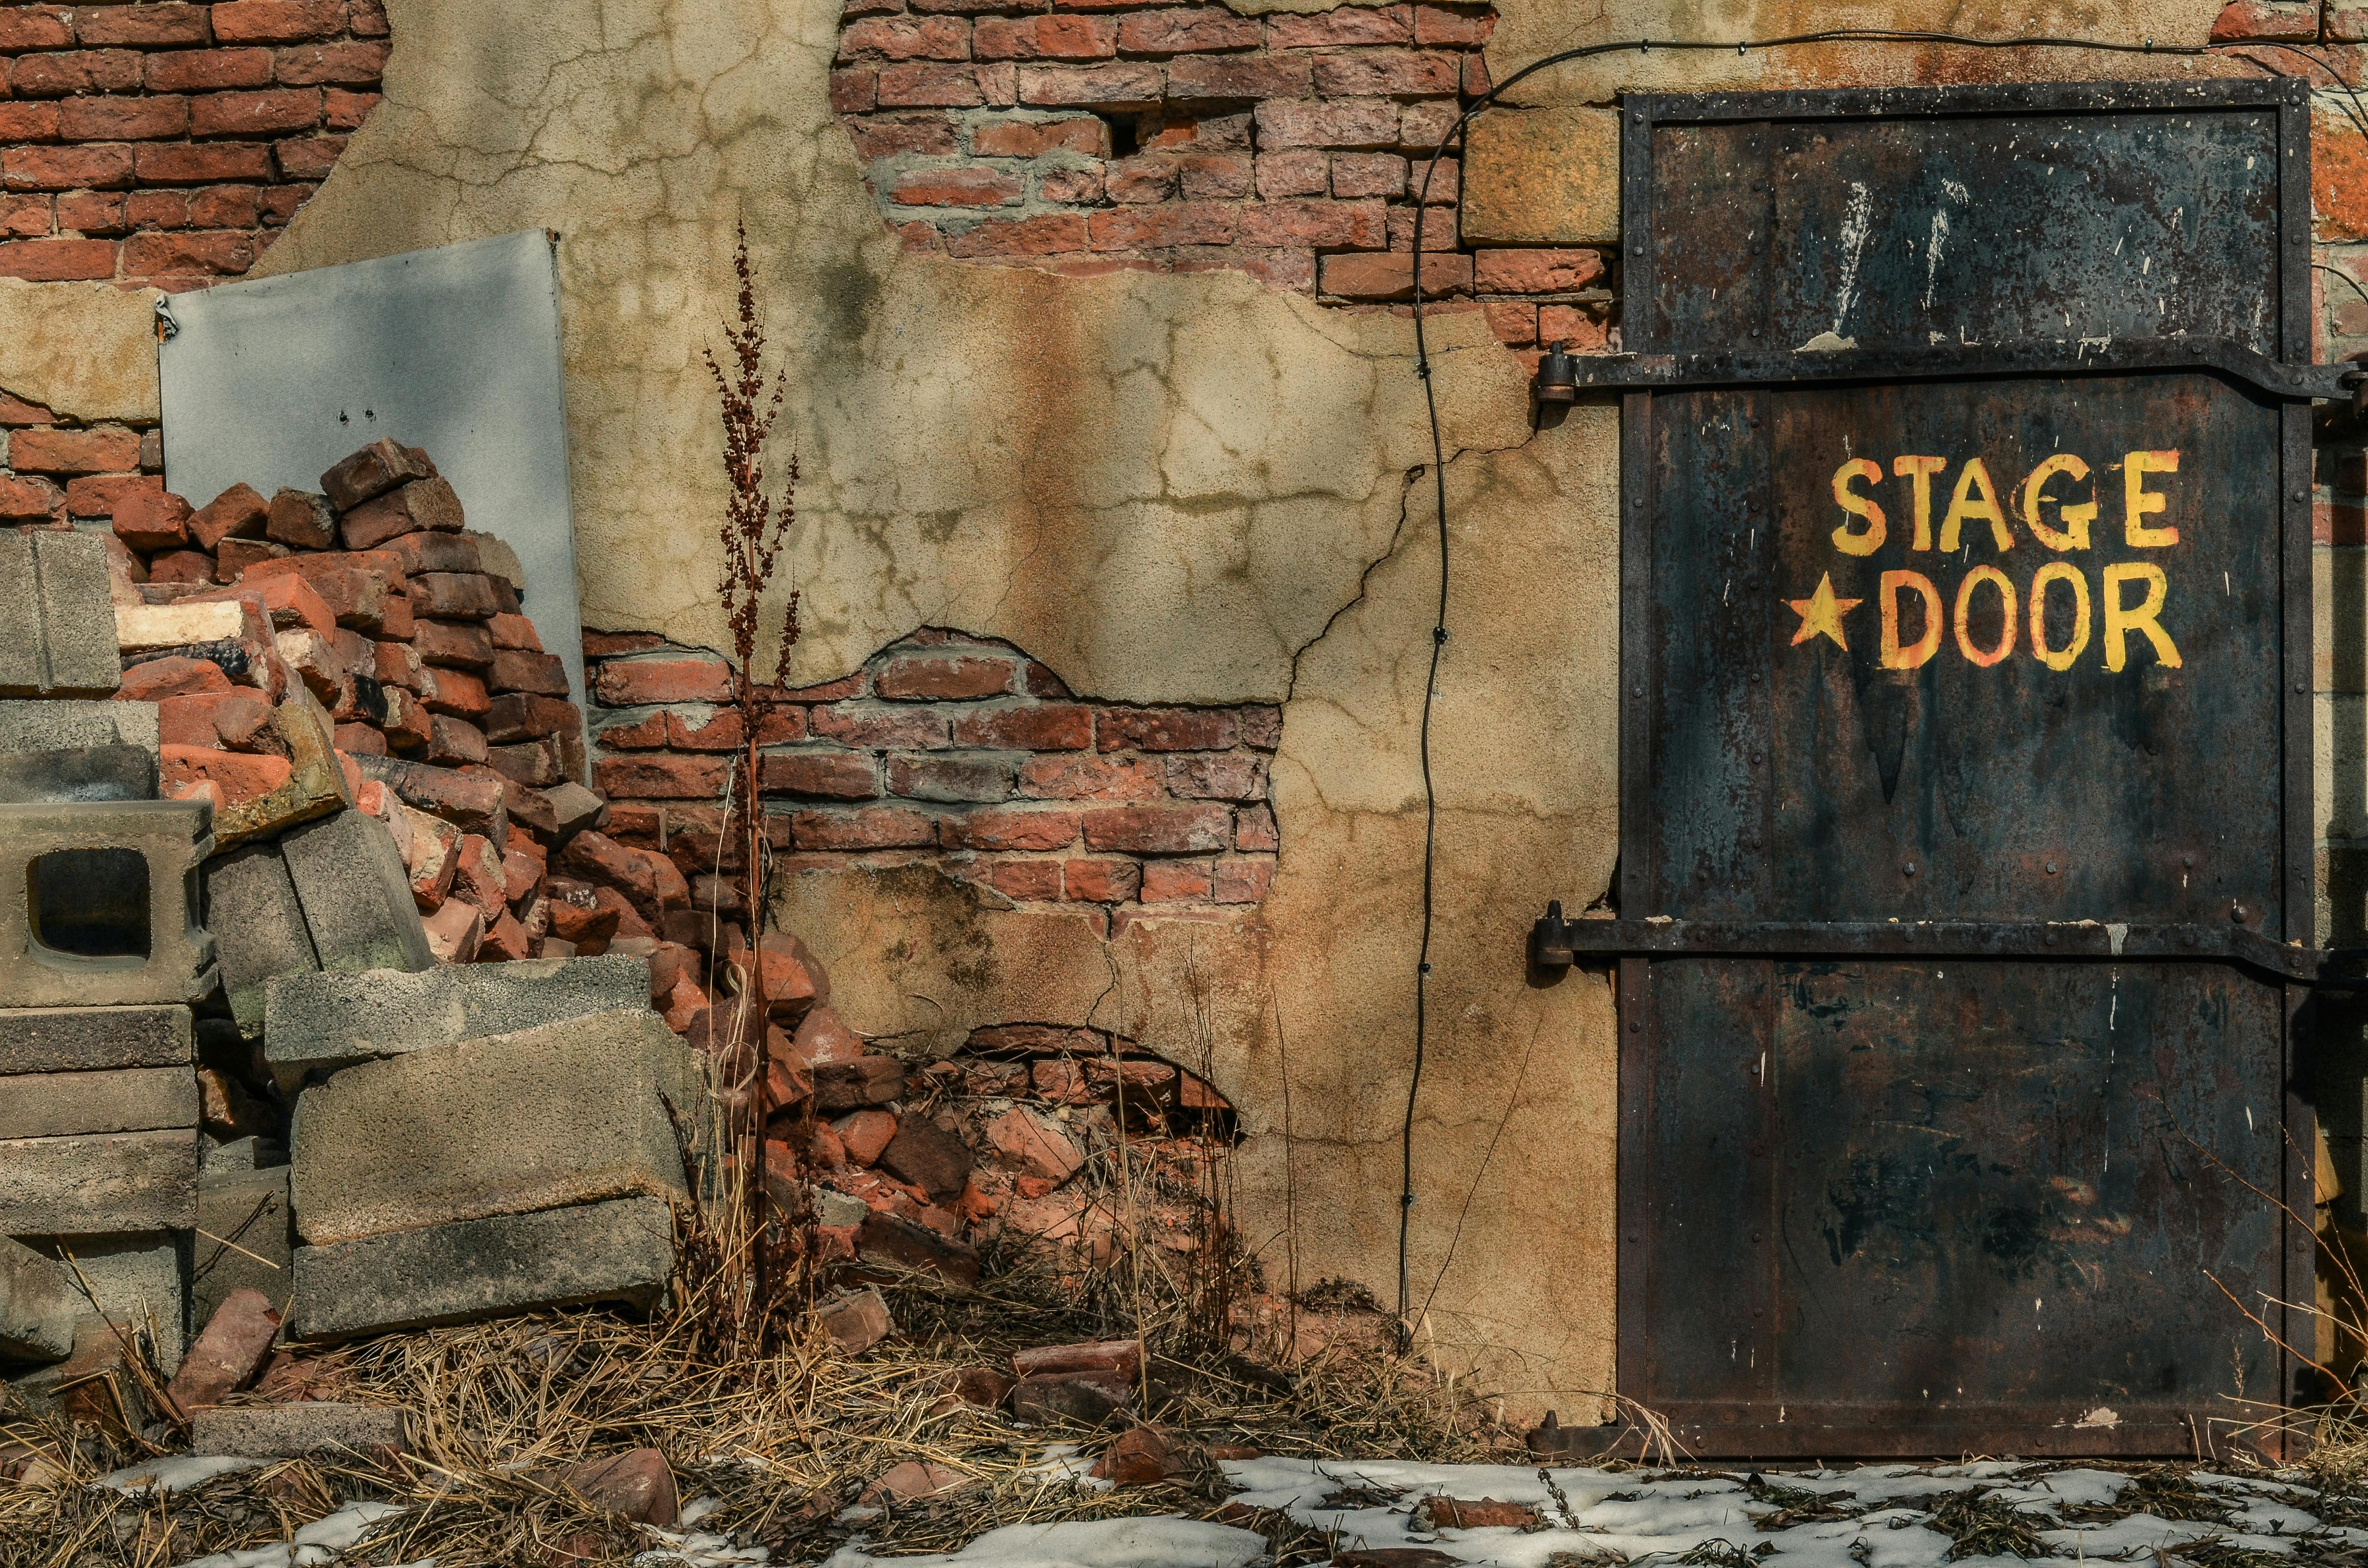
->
[1081,802,1231,852]
[974,14,1117,58]
[593,657,734,705]
[1088,200,1237,249]
[57,95,189,142]
[1473,246,1603,294]
[323,86,377,127]
[950,702,1092,749]
[790,806,937,851]
[350,0,389,34]
[191,88,322,138]
[1103,155,1173,203]
[890,166,1023,207]
[761,751,880,799]
[1178,150,1251,198]
[1256,148,1327,197]
[876,62,987,107]
[1255,97,1400,149]
[76,2,212,46]
[946,213,1089,256]
[584,631,669,658]
[122,229,254,277]
[1015,61,1161,107]
[189,184,261,227]
[488,649,567,695]
[1413,155,1458,203]
[810,704,950,748]
[275,42,391,86]
[188,481,270,551]
[11,49,143,98]
[421,663,490,717]
[941,806,1079,851]
[6,236,117,283]
[1236,196,1382,249]
[1095,706,1233,751]
[831,67,880,112]
[876,651,1018,699]
[0,104,63,144]
[1319,248,1468,299]
[839,15,973,61]
[1482,299,1536,345]
[888,753,1016,801]
[1413,4,1491,43]
[1164,52,1310,100]
[598,711,669,750]
[163,745,292,810]
[1062,858,1140,901]
[1018,753,1163,799]
[596,753,731,800]
[983,858,1064,901]
[0,8,74,51]
[9,425,139,475]
[0,390,52,426]
[1213,856,1273,902]
[1038,165,1105,202]
[847,114,962,159]
[1460,51,1487,95]
[64,471,158,516]
[1538,302,1609,349]
[2210,1,2320,40]
[3,146,135,193]
[1399,98,1456,148]
[135,141,274,183]
[971,115,1107,156]
[1234,801,1277,851]
[1312,48,1458,97]
[1165,751,1264,799]
[1140,857,1213,901]
[1117,8,1260,53]
[1268,5,1411,45]
[0,474,62,522]
[144,47,273,93]
[210,0,345,42]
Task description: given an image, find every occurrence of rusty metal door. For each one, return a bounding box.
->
[1535,80,2336,1456]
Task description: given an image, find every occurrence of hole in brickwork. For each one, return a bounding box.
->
[27,847,150,958]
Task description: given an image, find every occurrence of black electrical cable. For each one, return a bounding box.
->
[1392,26,2343,1336]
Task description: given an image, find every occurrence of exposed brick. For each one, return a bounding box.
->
[1314,49,1458,97]
[8,425,140,475]
[0,390,53,426]
[74,3,213,46]
[594,657,735,705]
[65,471,160,517]
[144,47,274,93]
[0,9,74,51]
[0,196,50,238]
[273,135,346,180]
[1538,302,1610,349]
[890,166,1024,207]
[971,115,1108,156]
[876,650,1018,699]
[0,237,113,281]
[58,95,190,142]
[811,703,951,748]
[848,113,962,159]
[831,67,881,113]
[210,0,346,43]
[790,806,937,851]
[191,88,323,139]
[1141,857,1213,901]
[12,49,144,98]
[1062,858,1140,901]
[920,0,1050,10]
[1166,752,1265,799]
[1236,196,1383,249]
[974,14,1118,59]
[122,229,255,276]
[584,631,670,658]
[275,42,392,86]
[1319,248,1468,299]
[1015,62,1161,107]
[1116,8,1262,54]
[1398,98,1456,149]
[136,141,275,183]
[1081,802,1231,853]
[1038,165,1104,202]
[1331,150,1407,198]
[0,474,63,522]
[980,858,1064,901]
[946,213,1089,255]
[323,87,377,128]
[1178,150,1251,199]
[1254,98,1400,149]
[941,806,1080,851]
[3,145,135,192]
[877,62,987,107]
[1413,155,1457,203]
[1166,52,1311,102]
[1096,706,1235,751]
[596,753,732,800]
[1473,246,1604,294]
[0,104,64,144]
[1088,200,1236,249]
[1268,5,1411,46]
[761,751,882,799]
[1233,801,1278,851]
[951,702,1092,749]
[839,15,974,61]
[598,712,671,750]
[1255,148,1327,198]
[1482,299,1536,345]
[1018,753,1161,800]
[1213,855,1273,902]
[349,0,390,35]
[2208,1,2320,41]
[888,752,1017,802]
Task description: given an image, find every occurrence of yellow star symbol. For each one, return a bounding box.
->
[1787,572,1860,650]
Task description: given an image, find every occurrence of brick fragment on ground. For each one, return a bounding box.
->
[814,1054,906,1111]
[1091,1424,1180,1484]
[560,1448,678,1525]
[861,1460,979,1504]
[817,1285,893,1354]
[163,1286,281,1412]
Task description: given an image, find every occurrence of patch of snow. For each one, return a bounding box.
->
[97,1455,266,1494]
[631,1525,769,1565]
[171,1499,405,1568]
[821,1518,1268,1568]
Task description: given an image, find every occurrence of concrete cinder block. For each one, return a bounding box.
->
[0,800,217,1008]
[0,699,158,756]
[263,953,652,1089]
[0,1129,197,1237]
[206,843,320,1040]
[212,692,354,851]
[290,1197,674,1342]
[191,1401,412,1457]
[1459,106,1621,246]
[194,1165,292,1325]
[0,1066,198,1139]
[21,1231,187,1372]
[278,809,434,976]
[0,530,123,698]
[0,1004,191,1075]
[0,1233,79,1362]
[289,1009,692,1245]
[0,745,157,805]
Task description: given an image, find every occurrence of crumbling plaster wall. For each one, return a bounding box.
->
[40,0,2248,1411]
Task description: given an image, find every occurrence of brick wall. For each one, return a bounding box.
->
[829,0,1610,358]
[0,0,386,289]
[584,628,1281,927]
[0,389,157,526]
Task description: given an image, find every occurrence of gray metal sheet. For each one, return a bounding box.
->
[157,231,586,718]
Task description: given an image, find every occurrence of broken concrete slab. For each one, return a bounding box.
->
[0,799,217,1009]
[190,1401,412,1458]
[194,1165,292,1324]
[0,1066,199,1140]
[0,1004,191,1075]
[289,1009,693,1245]
[206,842,320,1039]
[289,1196,675,1341]
[0,745,157,805]
[0,528,123,698]
[262,953,652,1090]
[0,698,158,756]
[0,1234,79,1362]
[278,808,434,976]
[0,1130,197,1237]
